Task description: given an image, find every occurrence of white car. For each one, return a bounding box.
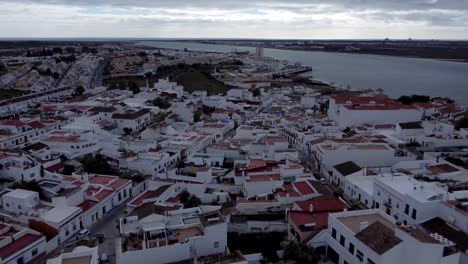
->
[78,229,90,238]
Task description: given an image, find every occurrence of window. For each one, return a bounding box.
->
[214,242,219,248]
[340,235,345,246]
[32,248,38,256]
[404,204,409,215]
[367,259,376,264]
[356,250,363,262]
[411,208,417,220]
[349,243,355,255]
[331,228,336,239]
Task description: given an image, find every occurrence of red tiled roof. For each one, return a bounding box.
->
[247,159,267,170]
[89,175,116,185]
[109,179,130,190]
[246,174,281,182]
[289,210,329,229]
[78,200,98,213]
[27,120,46,129]
[166,193,182,203]
[0,233,43,259]
[264,136,288,145]
[296,199,347,212]
[46,135,80,143]
[293,181,315,196]
[45,162,65,173]
[278,191,301,198]
[238,199,274,203]
[0,119,27,128]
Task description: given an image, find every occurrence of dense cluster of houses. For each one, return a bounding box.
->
[0,46,466,264]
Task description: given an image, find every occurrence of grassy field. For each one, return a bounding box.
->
[155,64,230,95]
[103,75,154,88]
[0,89,28,100]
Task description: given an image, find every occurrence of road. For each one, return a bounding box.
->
[90,202,128,264]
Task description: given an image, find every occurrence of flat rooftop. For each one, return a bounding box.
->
[337,213,395,234]
[63,256,92,264]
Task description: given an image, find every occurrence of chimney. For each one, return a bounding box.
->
[359,221,369,231]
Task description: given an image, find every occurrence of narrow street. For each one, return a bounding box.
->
[90,202,128,264]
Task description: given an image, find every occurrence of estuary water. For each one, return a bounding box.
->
[138,41,468,105]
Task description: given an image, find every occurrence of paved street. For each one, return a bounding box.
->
[90,202,128,264]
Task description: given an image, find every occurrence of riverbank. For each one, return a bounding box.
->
[183,40,468,63]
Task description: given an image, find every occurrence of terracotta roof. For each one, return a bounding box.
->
[45,162,65,173]
[0,233,43,259]
[355,221,402,255]
[289,210,329,231]
[399,122,423,129]
[296,199,347,212]
[293,181,315,196]
[333,161,362,176]
[421,217,468,251]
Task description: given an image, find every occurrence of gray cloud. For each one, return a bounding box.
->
[0,0,466,38]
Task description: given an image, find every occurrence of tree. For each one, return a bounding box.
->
[193,112,201,122]
[52,47,63,54]
[76,85,85,96]
[180,190,190,204]
[123,127,133,135]
[65,47,75,54]
[62,165,75,175]
[52,72,60,80]
[185,195,201,208]
[456,117,468,130]
[144,72,153,80]
[312,104,319,114]
[82,154,113,175]
[398,94,430,105]
[128,81,140,94]
[252,88,261,97]
[108,82,118,90]
[152,98,171,109]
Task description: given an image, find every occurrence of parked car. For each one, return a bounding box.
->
[77,229,90,238]
[100,253,109,264]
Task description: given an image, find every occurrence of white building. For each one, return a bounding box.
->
[0,224,46,264]
[328,96,423,127]
[1,189,39,215]
[117,208,227,264]
[311,209,464,264]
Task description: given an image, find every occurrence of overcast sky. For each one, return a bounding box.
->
[1,0,467,39]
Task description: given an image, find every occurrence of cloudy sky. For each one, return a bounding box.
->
[1,0,467,39]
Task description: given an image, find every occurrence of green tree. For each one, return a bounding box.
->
[128,81,140,94]
[152,98,171,109]
[185,195,201,208]
[123,127,133,135]
[76,85,85,96]
[52,72,60,80]
[180,190,190,204]
[82,154,113,175]
[252,88,261,97]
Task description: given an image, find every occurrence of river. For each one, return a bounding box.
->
[137,41,468,105]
